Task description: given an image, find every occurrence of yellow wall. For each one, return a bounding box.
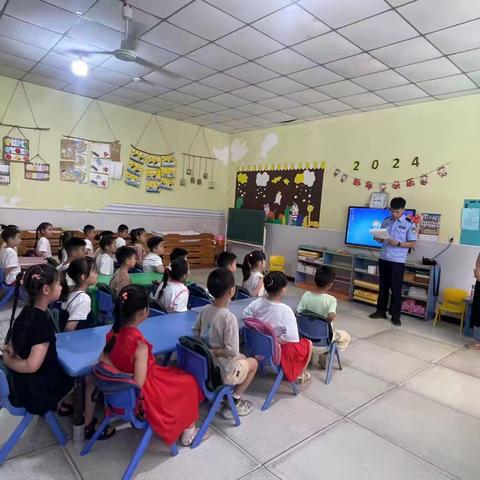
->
[0,75,231,212]
[231,94,480,242]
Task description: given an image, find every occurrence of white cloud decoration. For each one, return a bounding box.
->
[260,133,278,159]
[303,169,316,187]
[213,146,229,164]
[230,138,248,162]
[256,172,270,187]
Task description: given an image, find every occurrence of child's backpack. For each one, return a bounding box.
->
[93,361,140,394]
[187,283,211,300]
[58,292,98,332]
[178,335,223,392]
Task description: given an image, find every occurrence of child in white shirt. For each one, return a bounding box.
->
[153,258,189,313]
[57,237,86,272]
[34,222,53,258]
[83,224,95,256]
[115,224,129,249]
[143,236,165,273]
[96,235,116,275]
[0,226,21,285]
[242,250,266,297]
[243,271,312,384]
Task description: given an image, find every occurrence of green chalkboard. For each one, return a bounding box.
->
[227,208,265,247]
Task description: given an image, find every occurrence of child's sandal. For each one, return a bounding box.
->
[296,371,311,384]
[57,402,74,417]
[180,427,212,446]
[84,417,116,441]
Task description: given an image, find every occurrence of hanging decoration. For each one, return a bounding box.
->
[3,133,29,163]
[125,147,144,188]
[332,161,452,190]
[60,138,89,183]
[24,130,50,181]
[0,160,10,185]
[235,161,326,229]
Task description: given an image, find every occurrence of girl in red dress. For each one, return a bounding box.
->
[103,285,205,446]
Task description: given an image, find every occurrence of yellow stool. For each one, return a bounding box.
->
[433,288,469,333]
[269,255,286,273]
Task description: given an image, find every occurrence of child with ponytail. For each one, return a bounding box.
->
[152,258,189,313]
[242,250,266,297]
[243,271,313,384]
[34,222,53,258]
[130,227,147,267]
[102,285,205,446]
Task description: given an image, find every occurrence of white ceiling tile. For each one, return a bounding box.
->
[281,105,319,118]
[293,31,361,64]
[89,68,134,86]
[65,78,115,96]
[339,11,418,50]
[0,15,61,49]
[417,74,477,95]
[396,96,435,106]
[194,112,229,123]
[124,80,169,96]
[449,49,480,73]
[159,57,215,80]
[0,35,48,62]
[0,64,26,80]
[5,0,77,33]
[63,84,105,98]
[52,37,108,66]
[217,109,250,119]
[208,93,249,108]
[285,89,331,104]
[399,0,480,34]
[371,37,442,68]
[259,96,301,110]
[100,56,153,77]
[85,0,158,35]
[177,83,222,99]
[260,111,296,123]
[23,73,68,89]
[226,62,278,83]
[288,65,343,87]
[256,49,315,75]
[159,110,190,121]
[68,20,124,50]
[208,122,236,132]
[98,94,133,106]
[41,52,80,72]
[188,44,245,70]
[237,116,273,127]
[231,85,276,101]
[326,53,387,77]
[205,0,291,23]
[354,69,409,89]
[299,0,390,28]
[258,77,305,94]
[0,51,35,71]
[31,63,76,83]
[310,99,352,113]
[253,4,329,46]
[108,86,152,102]
[134,41,179,67]
[397,58,461,82]
[142,97,178,110]
[341,92,387,107]
[169,1,243,41]
[142,70,191,89]
[222,119,252,129]
[427,19,480,55]
[199,72,247,91]
[130,0,192,18]
[236,103,274,115]
[376,84,428,102]
[129,102,160,114]
[158,90,200,105]
[43,0,96,13]
[217,26,283,59]
[436,89,480,100]
[317,80,367,97]
[172,105,206,116]
[468,71,480,87]
[142,22,207,55]
[358,104,393,112]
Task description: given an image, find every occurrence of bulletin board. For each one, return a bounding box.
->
[460,199,480,246]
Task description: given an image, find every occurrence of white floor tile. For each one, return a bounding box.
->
[400,317,466,347]
[333,313,393,339]
[340,340,429,383]
[352,388,480,480]
[439,348,480,378]
[303,366,392,415]
[403,365,480,419]
[367,330,458,363]
[239,467,279,480]
[268,420,455,480]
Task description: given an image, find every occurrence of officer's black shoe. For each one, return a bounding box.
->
[391,318,402,326]
[369,311,387,319]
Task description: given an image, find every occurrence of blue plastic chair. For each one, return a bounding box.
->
[0,270,15,309]
[148,307,166,317]
[0,368,67,465]
[297,313,342,385]
[96,289,114,324]
[242,327,299,411]
[188,296,212,309]
[81,387,178,480]
[236,291,250,300]
[176,343,240,448]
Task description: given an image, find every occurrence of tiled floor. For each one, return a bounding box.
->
[1,270,479,480]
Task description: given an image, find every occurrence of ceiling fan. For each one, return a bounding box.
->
[67,1,179,79]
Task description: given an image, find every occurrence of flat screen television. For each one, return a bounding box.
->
[345,207,416,249]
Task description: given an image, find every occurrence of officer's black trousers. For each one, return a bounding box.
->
[377,259,405,321]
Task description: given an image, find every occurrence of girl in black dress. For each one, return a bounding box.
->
[1,265,73,415]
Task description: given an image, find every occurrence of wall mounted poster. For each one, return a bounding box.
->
[60,138,89,183]
[0,160,10,185]
[24,162,50,181]
[418,213,441,242]
[235,163,325,228]
[3,136,29,163]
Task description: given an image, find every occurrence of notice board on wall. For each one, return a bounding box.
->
[460,199,480,246]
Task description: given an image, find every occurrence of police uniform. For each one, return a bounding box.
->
[376,215,417,323]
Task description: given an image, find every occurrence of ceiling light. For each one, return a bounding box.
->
[71,59,89,77]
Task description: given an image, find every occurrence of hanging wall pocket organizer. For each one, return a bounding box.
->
[24,131,50,181]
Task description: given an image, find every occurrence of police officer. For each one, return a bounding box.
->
[369,197,417,326]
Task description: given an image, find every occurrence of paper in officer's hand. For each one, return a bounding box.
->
[369,228,391,240]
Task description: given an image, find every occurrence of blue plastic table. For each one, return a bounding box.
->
[56,311,198,377]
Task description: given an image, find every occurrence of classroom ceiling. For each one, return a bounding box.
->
[1,0,480,133]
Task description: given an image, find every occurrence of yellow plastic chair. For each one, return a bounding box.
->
[433,288,469,333]
[269,255,286,273]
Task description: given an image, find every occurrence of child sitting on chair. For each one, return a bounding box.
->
[152,258,189,313]
[57,237,86,272]
[243,271,312,384]
[142,236,165,273]
[297,266,351,369]
[109,246,136,298]
[96,236,116,276]
[193,268,257,419]
[0,226,21,285]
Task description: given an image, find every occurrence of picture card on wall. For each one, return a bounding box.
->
[91,157,110,176]
[91,142,111,159]
[3,136,29,162]
[0,160,10,185]
[90,173,109,189]
[24,162,50,181]
[109,161,124,180]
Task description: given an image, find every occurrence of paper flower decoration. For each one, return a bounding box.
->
[365,181,373,190]
[353,178,361,187]
[420,174,428,186]
[406,178,415,187]
[392,180,401,190]
[437,165,448,177]
[380,183,387,192]
[333,168,341,177]
[340,174,348,183]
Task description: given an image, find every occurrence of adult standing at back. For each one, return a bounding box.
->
[369,197,417,326]
[467,253,480,350]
